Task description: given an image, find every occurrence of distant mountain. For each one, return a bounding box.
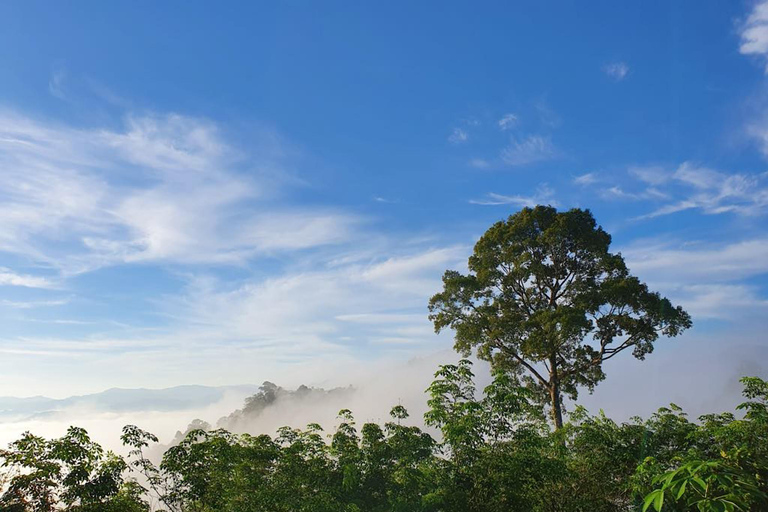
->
[0,384,261,422]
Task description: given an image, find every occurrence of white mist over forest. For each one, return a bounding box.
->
[2,337,763,454]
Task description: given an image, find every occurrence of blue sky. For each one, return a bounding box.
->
[0,1,767,400]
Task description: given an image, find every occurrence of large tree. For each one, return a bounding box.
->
[428,206,691,430]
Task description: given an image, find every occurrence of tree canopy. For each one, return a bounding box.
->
[429,206,692,428]
[3,371,766,512]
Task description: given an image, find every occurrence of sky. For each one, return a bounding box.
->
[0,1,767,405]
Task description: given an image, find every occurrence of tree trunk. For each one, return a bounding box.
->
[549,383,564,430]
[549,356,564,430]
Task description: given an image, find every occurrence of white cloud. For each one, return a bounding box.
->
[600,186,636,199]
[0,242,466,396]
[360,247,466,296]
[55,247,462,351]
[629,162,768,218]
[448,127,468,144]
[669,284,768,320]
[469,158,490,169]
[0,111,359,273]
[0,299,69,308]
[103,114,231,175]
[599,185,669,201]
[497,113,518,130]
[573,172,599,185]
[239,212,359,253]
[740,1,768,71]
[629,165,669,185]
[0,268,55,288]
[624,237,768,283]
[744,106,768,158]
[622,237,768,322]
[500,135,556,166]
[603,62,629,81]
[576,170,666,197]
[470,184,557,207]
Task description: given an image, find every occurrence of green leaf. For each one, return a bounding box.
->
[691,476,707,494]
[644,490,664,512]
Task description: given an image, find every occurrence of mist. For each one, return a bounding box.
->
[0,388,253,455]
[1,331,764,456]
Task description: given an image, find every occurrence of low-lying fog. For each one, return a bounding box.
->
[1,338,765,455]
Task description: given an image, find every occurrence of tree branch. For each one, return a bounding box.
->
[498,342,549,387]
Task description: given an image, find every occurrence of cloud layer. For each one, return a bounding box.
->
[0,112,357,275]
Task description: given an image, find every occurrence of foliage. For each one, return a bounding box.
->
[643,459,766,512]
[639,376,768,512]
[428,206,691,428]
[117,407,437,512]
[1,373,766,512]
[0,427,148,512]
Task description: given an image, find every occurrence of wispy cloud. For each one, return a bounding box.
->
[466,104,559,169]
[0,111,360,274]
[0,299,69,309]
[623,237,768,319]
[469,184,557,207]
[624,237,768,283]
[740,1,768,72]
[629,162,768,218]
[0,243,465,394]
[497,113,518,131]
[0,268,55,288]
[629,165,669,185]
[599,185,668,201]
[603,62,629,81]
[741,101,768,159]
[468,158,491,169]
[48,66,67,100]
[448,127,468,144]
[669,283,768,320]
[534,99,561,128]
[500,135,556,166]
[573,172,599,185]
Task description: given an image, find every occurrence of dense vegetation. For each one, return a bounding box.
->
[1,207,765,511]
[1,367,766,511]
[428,206,691,429]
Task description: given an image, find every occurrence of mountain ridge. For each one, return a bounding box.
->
[0,384,262,421]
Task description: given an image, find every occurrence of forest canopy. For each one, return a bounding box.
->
[1,368,765,512]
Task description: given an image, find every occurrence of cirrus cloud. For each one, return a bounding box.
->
[0,111,360,274]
